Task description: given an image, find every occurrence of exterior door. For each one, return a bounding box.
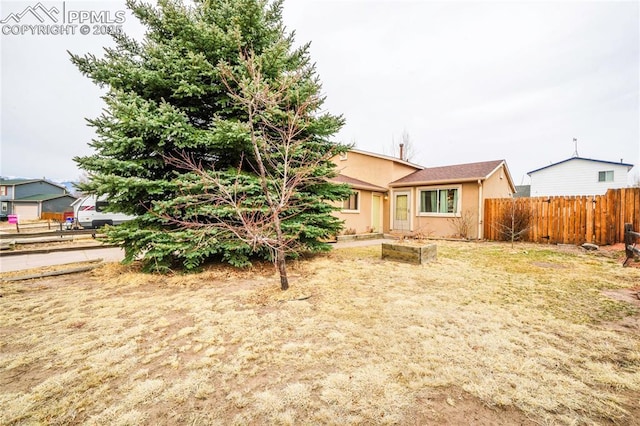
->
[371,194,382,233]
[393,191,410,231]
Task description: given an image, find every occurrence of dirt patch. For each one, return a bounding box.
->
[530,261,568,269]
[603,288,640,307]
[408,387,536,425]
[602,289,640,332]
[599,242,640,268]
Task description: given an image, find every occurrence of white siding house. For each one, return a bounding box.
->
[528,157,634,196]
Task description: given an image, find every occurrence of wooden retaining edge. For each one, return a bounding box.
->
[0,244,118,257]
[336,233,384,242]
[1,259,104,282]
[0,229,100,240]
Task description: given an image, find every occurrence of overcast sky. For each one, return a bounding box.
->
[1,0,639,185]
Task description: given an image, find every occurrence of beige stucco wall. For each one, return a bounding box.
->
[332,151,419,188]
[391,167,514,239]
[332,190,389,234]
[393,182,481,238]
[483,164,514,198]
[331,151,419,234]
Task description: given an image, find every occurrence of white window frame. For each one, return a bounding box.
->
[341,190,360,213]
[416,185,462,217]
[598,170,614,182]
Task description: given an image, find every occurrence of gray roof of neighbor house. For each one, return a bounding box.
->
[0,178,40,185]
[332,174,388,192]
[389,159,508,186]
[0,177,68,191]
[13,194,76,202]
[515,185,531,198]
[527,157,634,175]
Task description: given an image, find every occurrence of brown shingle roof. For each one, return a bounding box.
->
[332,174,388,192]
[390,160,505,186]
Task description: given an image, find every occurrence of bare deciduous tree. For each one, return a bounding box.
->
[158,55,348,290]
[494,199,532,248]
[448,210,475,240]
[387,130,418,162]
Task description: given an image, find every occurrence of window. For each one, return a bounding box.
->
[342,192,359,212]
[1,202,7,212]
[598,170,614,182]
[0,186,7,196]
[95,201,110,212]
[339,152,348,161]
[418,187,459,215]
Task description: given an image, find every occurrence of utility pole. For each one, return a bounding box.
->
[572,138,579,157]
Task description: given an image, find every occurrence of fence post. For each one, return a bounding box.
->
[625,223,633,261]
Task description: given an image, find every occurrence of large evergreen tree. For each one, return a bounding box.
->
[70,0,349,282]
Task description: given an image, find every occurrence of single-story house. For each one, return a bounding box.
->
[0,178,76,220]
[331,150,515,239]
[528,156,634,196]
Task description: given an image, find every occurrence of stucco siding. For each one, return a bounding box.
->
[483,164,514,198]
[333,151,419,188]
[409,182,480,238]
[530,159,631,196]
[333,190,386,234]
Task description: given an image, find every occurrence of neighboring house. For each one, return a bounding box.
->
[528,157,634,196]
[514,185,531,198]
[331,150,515,239]
[0,178,77,220]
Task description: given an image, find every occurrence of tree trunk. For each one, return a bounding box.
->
[276,247,289,290]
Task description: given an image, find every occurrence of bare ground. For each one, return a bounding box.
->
[1,241,639,425]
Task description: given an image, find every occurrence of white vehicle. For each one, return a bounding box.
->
[72,195,136,229]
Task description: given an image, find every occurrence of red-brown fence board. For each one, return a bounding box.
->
[41,212,66,222]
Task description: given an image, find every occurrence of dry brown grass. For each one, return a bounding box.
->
[1,241,639,425]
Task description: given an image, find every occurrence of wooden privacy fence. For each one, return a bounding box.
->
[41,212,66,222]
[484,188,640,246]
[41,212,74,222]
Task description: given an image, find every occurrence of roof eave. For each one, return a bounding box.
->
[350,184,388,192]
[528,157,635,175]
[349,148,424,170]
[389,177,485,187]
[486,160,516,193]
